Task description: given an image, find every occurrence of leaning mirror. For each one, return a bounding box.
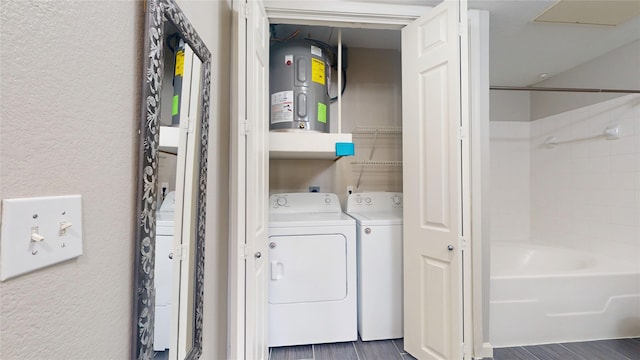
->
[133,0,211,359]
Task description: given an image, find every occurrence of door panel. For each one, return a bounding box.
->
[422,257,450,357]
[419,63,450,230]
[402,1,467,359]
[245,1,270,360]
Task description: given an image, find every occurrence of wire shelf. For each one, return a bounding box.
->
[351,160,403,166]
[352,126,402,135]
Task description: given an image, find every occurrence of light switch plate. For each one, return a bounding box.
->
[1,195,83,281]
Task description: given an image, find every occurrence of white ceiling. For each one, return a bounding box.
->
[468,0,640,86]
[331,0,640,86]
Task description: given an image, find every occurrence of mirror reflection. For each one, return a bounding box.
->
[134,0,210,358]
[154,20,202,360]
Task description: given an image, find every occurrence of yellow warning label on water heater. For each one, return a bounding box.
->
[311,58,325,85]
[175,50,185,77]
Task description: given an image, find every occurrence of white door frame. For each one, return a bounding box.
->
[228,1,248,359]
[228,2,490,359]
[468,9,492,360]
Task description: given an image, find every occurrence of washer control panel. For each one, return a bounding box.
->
[270,193,341,213]
[346,192,403,212]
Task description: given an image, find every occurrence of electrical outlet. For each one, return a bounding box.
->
[309,186,320,193]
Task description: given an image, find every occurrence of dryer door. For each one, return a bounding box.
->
[269,234,347,304]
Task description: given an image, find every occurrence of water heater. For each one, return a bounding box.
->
[269,40,331,132]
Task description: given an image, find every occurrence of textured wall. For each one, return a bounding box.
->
[0,1,141,359]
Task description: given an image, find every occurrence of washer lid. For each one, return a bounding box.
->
[159,191,176,212]
[269,211,355,227]
[346,210,403,225]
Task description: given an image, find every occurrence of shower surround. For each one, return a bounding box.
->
[491,93,640,263]
[490,94,640,346]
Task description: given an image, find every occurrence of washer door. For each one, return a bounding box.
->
[269,233,347,304]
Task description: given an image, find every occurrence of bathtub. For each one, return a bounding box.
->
[490,241,640,347]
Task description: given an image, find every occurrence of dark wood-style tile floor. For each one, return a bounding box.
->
[270,337,640,360]
[270,338,416,360]
[493,338,640,360]
[154,350,168,359]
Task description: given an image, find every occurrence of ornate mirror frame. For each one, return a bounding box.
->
[133,0,211,358]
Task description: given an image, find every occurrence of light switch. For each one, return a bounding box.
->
[1,195,83,281]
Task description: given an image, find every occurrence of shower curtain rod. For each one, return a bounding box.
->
[490,86,640,94]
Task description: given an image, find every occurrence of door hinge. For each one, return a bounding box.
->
[240,119,249,136]
[239,243,249,259]
[174,244,187,261]
[458,127,465,141]
[183,116,194,133]
[460,236,469,249]
[458,22,465,37]
[243,2,250,18]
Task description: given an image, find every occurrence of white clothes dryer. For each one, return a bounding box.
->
[346,192,403,341]
[268,193,357,347]
[154,191,176,351]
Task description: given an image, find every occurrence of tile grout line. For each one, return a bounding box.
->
[519,346,543,360]
[557,342,591,360]
[353,340,362,360]
[391,339,406,355]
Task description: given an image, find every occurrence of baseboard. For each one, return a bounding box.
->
[474,342,493,359]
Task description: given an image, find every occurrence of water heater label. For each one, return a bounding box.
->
[317,102,327,123]
[310,45,322,57]
[271,91,294,124]
[311,58,325,85]
[175,50,184,77]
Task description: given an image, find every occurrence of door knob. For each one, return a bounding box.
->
[255,252,262,258]
[447,245,454,251]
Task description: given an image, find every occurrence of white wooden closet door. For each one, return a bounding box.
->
[401,1,467,359]
[245,0,270,359]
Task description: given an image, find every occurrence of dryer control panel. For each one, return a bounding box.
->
[270,193,341,213]
[346,192,403,212]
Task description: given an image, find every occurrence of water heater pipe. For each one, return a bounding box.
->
[338,29,342,134]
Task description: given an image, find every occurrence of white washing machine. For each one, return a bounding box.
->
[155,191,176,351]
[268,193,357,347]
[346,192,403,341]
